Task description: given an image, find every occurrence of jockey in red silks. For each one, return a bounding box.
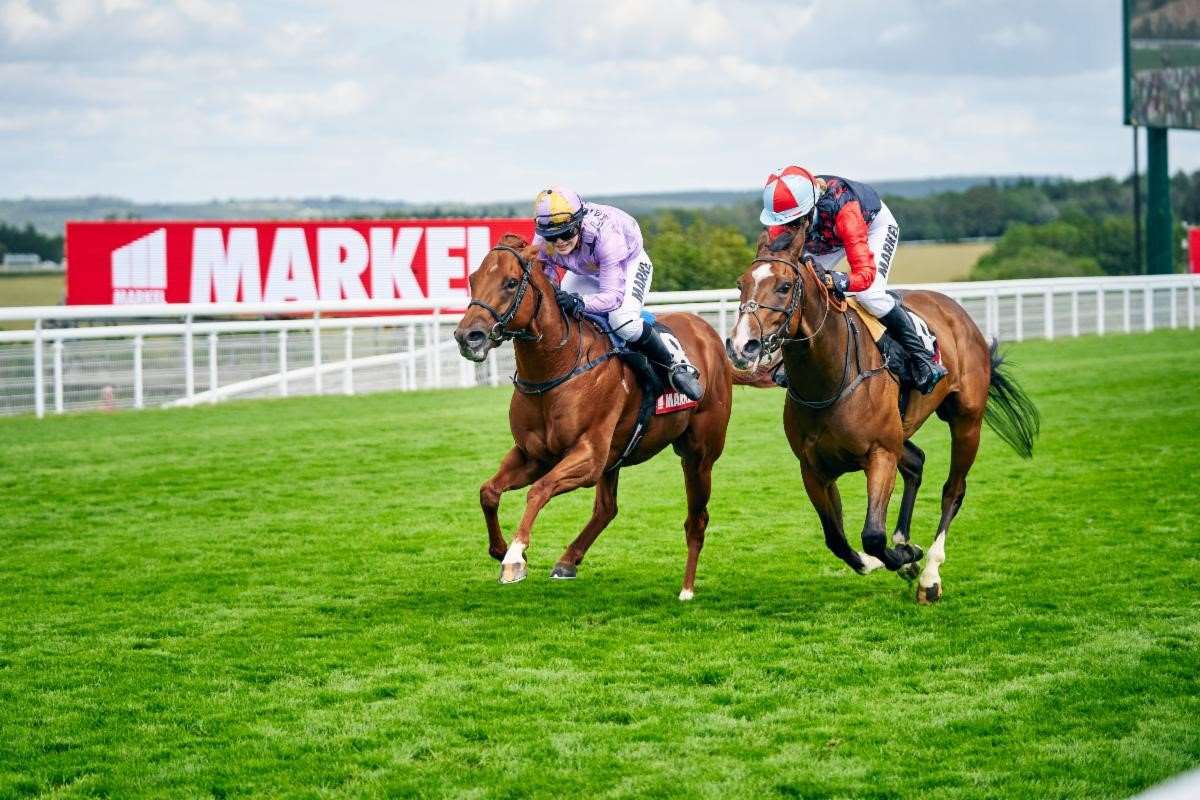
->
[760,165,947,394]
[531,186,703,401]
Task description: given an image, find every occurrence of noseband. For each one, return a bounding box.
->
[467,245,544,343]
[738,257,834,368]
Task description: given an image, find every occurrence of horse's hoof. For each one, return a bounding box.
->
[550,562,577,580]
[499,562,527,584]
[897,561,920,582]
[917,582,942,604]
[678,588,695,601]
[901,543,924,563]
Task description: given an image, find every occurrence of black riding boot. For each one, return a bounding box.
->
[881,303,947,394]
[634,325,703,402]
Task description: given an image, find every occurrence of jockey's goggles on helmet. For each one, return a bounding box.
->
[543,227,579,242]
[535,207,585,240]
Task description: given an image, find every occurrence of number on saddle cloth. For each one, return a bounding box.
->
[859,295,942,398]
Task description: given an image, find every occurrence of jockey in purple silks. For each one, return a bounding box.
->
[531,186,703,401]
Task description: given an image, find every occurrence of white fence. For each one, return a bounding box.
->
[0,274,1196,419]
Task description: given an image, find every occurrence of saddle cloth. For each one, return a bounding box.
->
[846,297,940,360]
[582,309,697,416]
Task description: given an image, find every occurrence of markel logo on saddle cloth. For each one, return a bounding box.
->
[655,391,698,414]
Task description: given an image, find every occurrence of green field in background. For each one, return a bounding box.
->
[890,240,991,283]
[0,274,65,327]
[1,330,1197,798]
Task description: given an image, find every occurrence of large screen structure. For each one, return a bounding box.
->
[1126,0,1200,129]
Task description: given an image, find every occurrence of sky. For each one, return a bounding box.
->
[2,0,1199,204]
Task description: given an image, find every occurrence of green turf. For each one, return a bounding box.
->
[1,330,1198,799]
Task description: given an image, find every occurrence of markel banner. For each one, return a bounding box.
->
[65,219,534,307]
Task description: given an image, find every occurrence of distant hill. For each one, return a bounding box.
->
[0,176,1057,235]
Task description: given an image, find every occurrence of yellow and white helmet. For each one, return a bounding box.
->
[533,186,586,239]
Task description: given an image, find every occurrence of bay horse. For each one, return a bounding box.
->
[726,230,1039,603]
[453,234,734,599]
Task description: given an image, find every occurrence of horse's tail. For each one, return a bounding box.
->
[985,339,1040,459]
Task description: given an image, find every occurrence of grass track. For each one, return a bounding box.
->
[1,330,1198,799]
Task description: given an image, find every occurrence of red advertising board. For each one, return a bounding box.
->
[65,219,534,307]
[1190,227,1200,274]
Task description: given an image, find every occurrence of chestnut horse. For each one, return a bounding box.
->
[453,235,734,599]
[726,231,1038,603]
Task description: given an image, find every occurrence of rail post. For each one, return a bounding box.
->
[313,311,323,395]
[207,332,219,403]
[184,314,194,401]
[1043,291,1054,340]
[1013,292,1024,342]
[134,334,144,409]
[53,338,63,414]
[1096,289,1105,336]
[343,326,354,396]
[1144,285,1154,332]
[278,328,288,398]
[33,320,45,418]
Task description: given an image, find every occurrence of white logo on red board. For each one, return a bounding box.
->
[111,228,166,304]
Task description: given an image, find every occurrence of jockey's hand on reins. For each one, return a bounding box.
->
[555,289,587,320]
[822,269,849,299]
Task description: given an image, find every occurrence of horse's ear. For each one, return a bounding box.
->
[754,229,772,255]
[498,233,529,249]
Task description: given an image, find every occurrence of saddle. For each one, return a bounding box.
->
[582,310,698,471]
[847,292,942,404]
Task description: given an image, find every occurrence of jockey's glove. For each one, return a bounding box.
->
[555,289,587,319]
[822,270,849,297]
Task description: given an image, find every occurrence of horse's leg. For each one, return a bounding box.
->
[800,465,879,574]
[919,416,981,604]
[862,447,925,571]
[550,470,620,579]
[500,441,603,584]
[480,446,544,562]
[677,454,714,601]
[892,440,925,545]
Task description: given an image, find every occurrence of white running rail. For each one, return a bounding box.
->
[0,274,1196,418]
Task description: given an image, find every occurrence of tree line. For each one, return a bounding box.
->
[0,222,64,263]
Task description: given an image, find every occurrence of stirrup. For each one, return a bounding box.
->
[669,364,703,401]
[913,359,947,395]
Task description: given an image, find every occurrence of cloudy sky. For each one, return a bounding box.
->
[2,0,1198,204]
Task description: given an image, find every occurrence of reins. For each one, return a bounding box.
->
[739,256,884,411]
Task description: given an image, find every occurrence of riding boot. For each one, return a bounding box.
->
[880,303,947,394]
[634,325,704,401]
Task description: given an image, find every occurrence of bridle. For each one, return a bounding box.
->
[737,256,835,369]
[467,245,545,344]
[737,255,884,410]
[465,244,617,395]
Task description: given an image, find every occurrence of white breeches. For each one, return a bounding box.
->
[561,250,653,341]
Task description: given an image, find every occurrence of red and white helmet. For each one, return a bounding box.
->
[760,165,819,227]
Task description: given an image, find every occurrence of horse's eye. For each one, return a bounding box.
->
[504,278,519,290]
[777,282,792,294]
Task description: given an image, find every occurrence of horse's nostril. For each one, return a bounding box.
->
[465,330,487,347]
[743,339,761,355]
